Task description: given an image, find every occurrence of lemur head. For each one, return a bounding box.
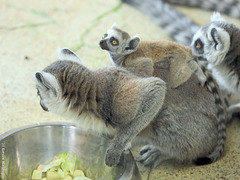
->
[33,48,84,113]
[99,23,140,55]
[191,12,236,65]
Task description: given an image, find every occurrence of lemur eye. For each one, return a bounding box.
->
[102,34,108,39]
[196,42,201,49]
[112,40,117,45]
[110,37,119,46]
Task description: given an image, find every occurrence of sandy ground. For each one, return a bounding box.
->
[0,0,240,179]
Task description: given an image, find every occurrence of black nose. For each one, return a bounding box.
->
[100,40,104,45]
[99,40,109,50]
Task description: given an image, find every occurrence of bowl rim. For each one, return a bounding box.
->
[0,122,76,141]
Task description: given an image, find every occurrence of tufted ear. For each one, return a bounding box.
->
[34,71,59,95]
[57,47,84,65]
[207,25,229,52]
[211,12,225,22]
[209,27,222,49]
[123,35,140,54]
[111,22,117,29]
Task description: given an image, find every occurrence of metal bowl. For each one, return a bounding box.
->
[0,123,141,180]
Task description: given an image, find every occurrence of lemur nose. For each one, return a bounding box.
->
[100,40,104,45]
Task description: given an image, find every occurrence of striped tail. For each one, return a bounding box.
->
[194,58,227,165]
[121,0,199,46]
[163,0,240,19]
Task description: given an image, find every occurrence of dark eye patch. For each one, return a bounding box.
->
[110,37,119,46]
[195,38,204,50]
[194,38,204,55]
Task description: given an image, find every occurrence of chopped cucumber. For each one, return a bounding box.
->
[73,170,85,177]
[46,171,61,179]
[28,152,92,180]
[32,169,42,179]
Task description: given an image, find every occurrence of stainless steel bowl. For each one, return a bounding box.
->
[0,123,142,180]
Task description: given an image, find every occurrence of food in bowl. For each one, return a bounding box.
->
[26,152,92,180]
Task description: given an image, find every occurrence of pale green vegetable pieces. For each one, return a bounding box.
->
[28,152,92,180]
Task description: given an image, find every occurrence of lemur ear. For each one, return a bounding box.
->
[211,12,225,22]
[111,22,117,29]
[208,27,223,50]
[57,47,84,65]
[124,35,140,53]
[34,71,59,94]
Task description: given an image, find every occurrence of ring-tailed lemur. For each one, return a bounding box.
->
[99,25,227,166]
[33,47,167,167]
[191,12,240,113]
[122,0,240,46]
[122,0,239,114]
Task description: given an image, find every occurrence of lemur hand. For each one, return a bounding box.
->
[105,144,123,167]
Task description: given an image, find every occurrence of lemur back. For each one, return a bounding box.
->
[99,25,227,165]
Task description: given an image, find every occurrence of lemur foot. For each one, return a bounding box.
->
[139,145,161,168]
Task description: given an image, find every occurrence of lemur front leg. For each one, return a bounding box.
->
[105,80,166,166]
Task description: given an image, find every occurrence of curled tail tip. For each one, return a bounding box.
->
[194,157,212,166]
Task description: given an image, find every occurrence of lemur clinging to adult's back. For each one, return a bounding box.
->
[99,24,227,166]
[123,0,240,113]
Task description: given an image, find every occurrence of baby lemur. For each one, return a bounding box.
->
[99,24,227,166]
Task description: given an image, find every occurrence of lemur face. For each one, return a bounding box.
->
[191,13,230,65]
[34,71,59,112]
[99,24,140,55]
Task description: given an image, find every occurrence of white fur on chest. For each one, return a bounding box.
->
[73,111,116,136]
[49,98,116,136]
[209,64,240,95]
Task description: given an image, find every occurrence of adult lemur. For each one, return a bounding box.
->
[34,47,224,168]
[191,12,240,113]
[33,48,166,167]
[99,24,227,166]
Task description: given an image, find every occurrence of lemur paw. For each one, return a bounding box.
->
[105,146,123,167]
[139,145,161,167]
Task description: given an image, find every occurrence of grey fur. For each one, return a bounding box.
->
[33,48,167,167]
[100,26,228,166]
[193,59,227,163]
